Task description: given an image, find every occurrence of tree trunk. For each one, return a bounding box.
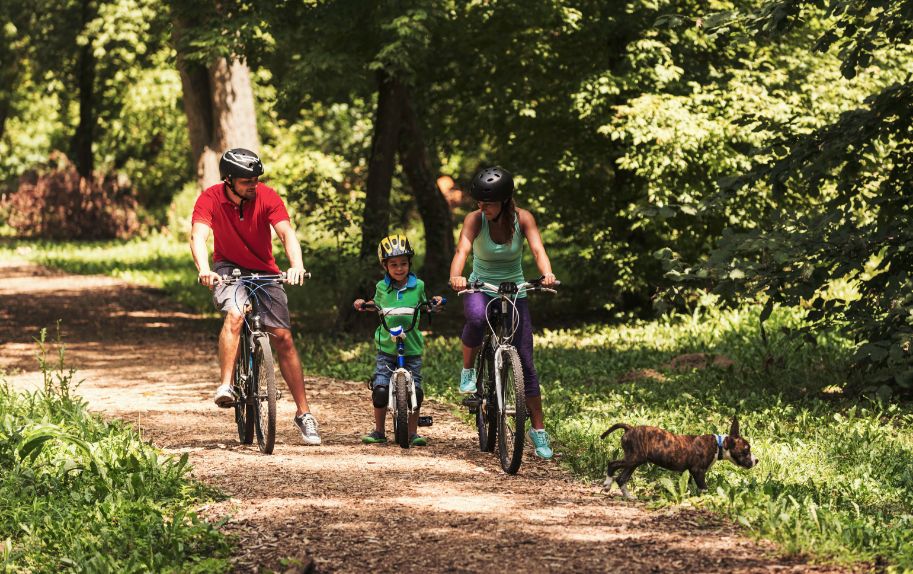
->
[335,71,405,329]
[173,22,259,189]
[72,0,96,179]
[398,87,454,292]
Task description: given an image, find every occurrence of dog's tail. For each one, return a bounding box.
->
[600,423,632,440]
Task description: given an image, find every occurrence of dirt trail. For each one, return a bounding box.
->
[0,260,847,573]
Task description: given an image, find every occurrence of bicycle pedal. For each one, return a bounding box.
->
[417,415,433,427]
[461,396,481,408]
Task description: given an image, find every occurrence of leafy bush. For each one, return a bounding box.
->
[0,330,229,572]
[4,153,140,240]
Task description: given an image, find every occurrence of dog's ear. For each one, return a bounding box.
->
[723,436,735,450]
[729,417,740,437]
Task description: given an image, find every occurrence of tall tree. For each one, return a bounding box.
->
[170,1,260,189]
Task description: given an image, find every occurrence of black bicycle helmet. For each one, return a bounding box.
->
[219,148,264,181]
[469,166,514,202]
[377,232,415,265]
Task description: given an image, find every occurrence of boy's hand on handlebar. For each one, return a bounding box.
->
[353,298,366,311]
[286,266,307,285]
[197,271,221,289]
[430,295,446,311]
[450,276,467,291]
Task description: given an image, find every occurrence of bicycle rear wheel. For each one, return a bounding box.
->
[234,335,254,445]
[252,333,277,454]
[474,342,497,452]
[393,371,410,449]
[497,347,527,474]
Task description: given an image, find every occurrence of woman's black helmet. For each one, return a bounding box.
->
[219,148,264,181]
[470,166,514,202]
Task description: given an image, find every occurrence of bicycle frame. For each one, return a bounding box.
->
[462,280,556,414]
[366,304,432,415]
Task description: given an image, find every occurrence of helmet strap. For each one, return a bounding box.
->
[491,199,509,222]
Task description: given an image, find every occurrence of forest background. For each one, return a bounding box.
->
[3,1,913,568]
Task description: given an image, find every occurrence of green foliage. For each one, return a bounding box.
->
[0,331,229,572]
[655,0,913,393]
[297,300,913,568]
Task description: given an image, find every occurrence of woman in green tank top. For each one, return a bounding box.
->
[449,166,558,460]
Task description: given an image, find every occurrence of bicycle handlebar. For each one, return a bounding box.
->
[214,269,312,285]
[359,299,447,336]
[457,276,560,297]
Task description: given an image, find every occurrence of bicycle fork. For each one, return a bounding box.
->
[493,345,517,416]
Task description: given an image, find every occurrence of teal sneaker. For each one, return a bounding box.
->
[361,430,387,444]
[527,428,553,460]
[459,368,477,394]
[410,434,428,447]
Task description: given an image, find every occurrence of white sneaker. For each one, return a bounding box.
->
[294,413,322,446]
[214,383,234,408]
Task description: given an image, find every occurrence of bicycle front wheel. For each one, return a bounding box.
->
[497,347,527,474]
[475,343,497,452]
[393,371,410,449]
[252,333,277,454]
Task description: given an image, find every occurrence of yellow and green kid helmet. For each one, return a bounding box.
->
[377,232,415,265]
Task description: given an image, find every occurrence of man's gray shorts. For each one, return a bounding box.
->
[212,262,291,330]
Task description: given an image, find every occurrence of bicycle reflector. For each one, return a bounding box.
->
[388,325,404,338]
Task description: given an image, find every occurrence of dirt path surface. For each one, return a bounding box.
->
[0,261,848,573]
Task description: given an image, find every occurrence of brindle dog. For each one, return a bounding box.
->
[600,417,757,498]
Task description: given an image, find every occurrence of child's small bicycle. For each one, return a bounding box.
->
[361,299,445,448]
[459,277,557,474]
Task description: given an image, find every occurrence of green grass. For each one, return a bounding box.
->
[0,331,230,572]
[8,236,913,568]
[298,304,913,569]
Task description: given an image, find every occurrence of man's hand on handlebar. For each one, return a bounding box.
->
[450,276,467,291]
[198,271,222,289]
[286,266,307,286]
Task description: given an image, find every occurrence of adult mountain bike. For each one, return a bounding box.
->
[217,268,309,454]
[460,277,557,474]
[361,299,445,448]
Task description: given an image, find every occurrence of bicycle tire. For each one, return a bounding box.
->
[234,336,254,445]
[474,343,497,452]
[393,371,410,449]
[497,347,527,474]
[252,334,277,454]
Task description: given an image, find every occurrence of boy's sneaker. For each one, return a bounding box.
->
[214,383,234,408]
[361,430,387,444]
[527,428,553,460]
[410,434,428,446]
[459,368,477,394]
[294,413,322,446]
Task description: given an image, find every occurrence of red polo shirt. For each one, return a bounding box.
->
[191,182,290,273]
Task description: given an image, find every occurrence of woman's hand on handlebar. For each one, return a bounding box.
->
[198,271,222,289]
[450,276,467,291]
[541,272,558,287]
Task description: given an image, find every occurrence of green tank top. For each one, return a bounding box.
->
[469,213,526,298]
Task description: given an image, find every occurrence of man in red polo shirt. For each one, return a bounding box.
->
[190,148,321,445]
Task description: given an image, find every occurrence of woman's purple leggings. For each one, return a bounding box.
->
[461,292,540,398]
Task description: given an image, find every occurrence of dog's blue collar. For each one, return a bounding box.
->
[715,434,726,461]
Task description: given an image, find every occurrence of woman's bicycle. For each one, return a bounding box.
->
[217,268,309,454]
[459,277,557,474]
[361,299,445,448]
